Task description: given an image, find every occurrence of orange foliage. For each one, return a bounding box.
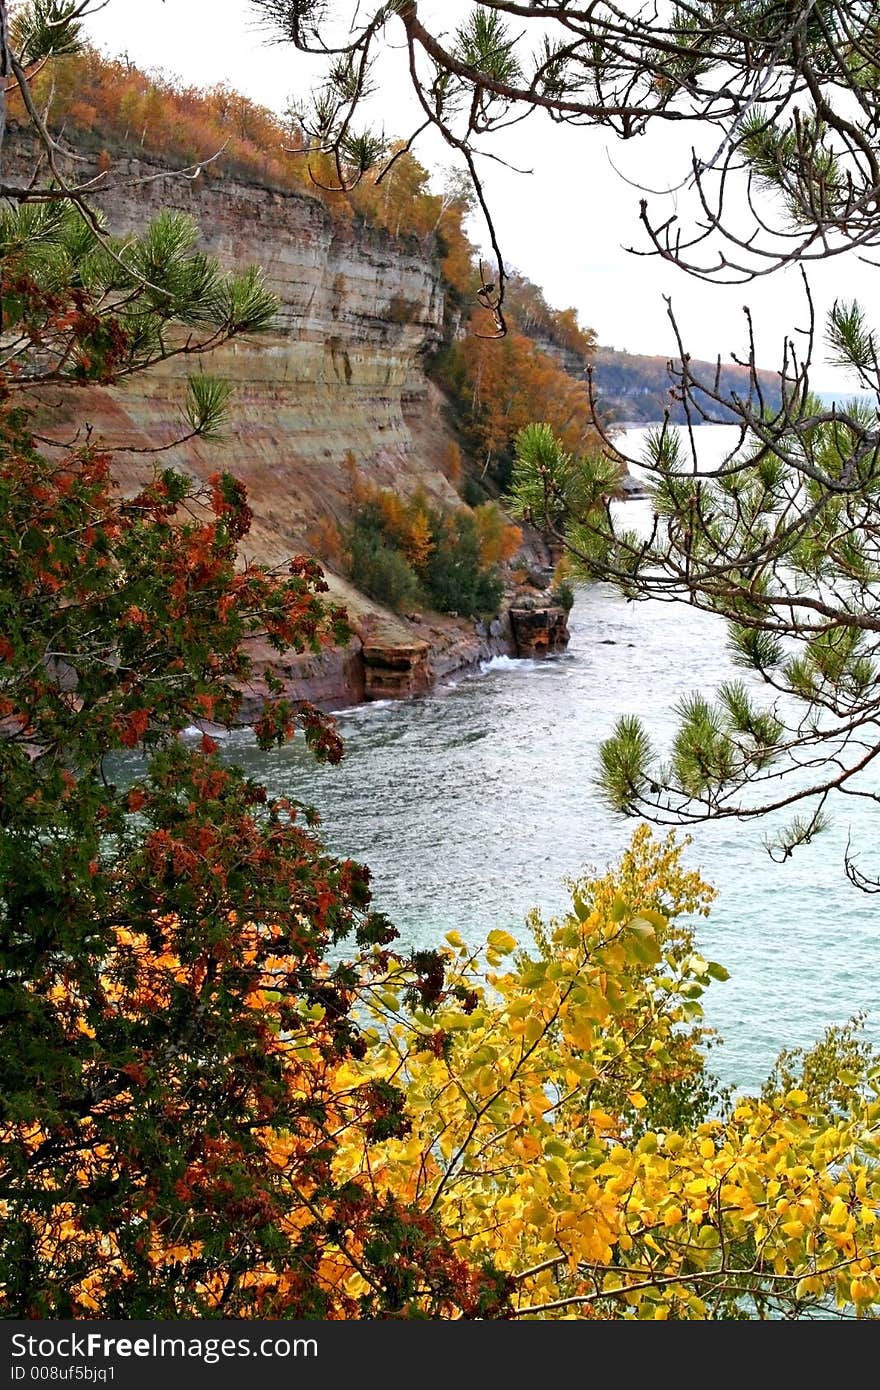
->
[10,49,310,194]
[504,273,597,359]
[443,440,463,484]
[11,914,486,1318]
[306,516,345,570]
[353,479,428,558]
[435,211,479,301]
[352,145,436,238]
[402,508,434,569]
[8,49,478,299]
[441,314,604,474]
[472,502,522,566]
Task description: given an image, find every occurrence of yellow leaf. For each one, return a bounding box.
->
[487,929,517,956]
[524,1015,544,1044]
[588,1109,615,1132]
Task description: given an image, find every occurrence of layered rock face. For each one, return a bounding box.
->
[4,133,461,564]
[8,136,515,703]
[62,154,455,556]
[8,138,575,704]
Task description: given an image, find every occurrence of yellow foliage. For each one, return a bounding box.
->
[331,827,880,1319]
[401,508,434,570]
[21,821,880,1318]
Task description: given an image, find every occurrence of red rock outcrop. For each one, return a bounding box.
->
[509,602,570,657]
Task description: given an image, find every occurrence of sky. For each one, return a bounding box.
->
[83,0,873,389]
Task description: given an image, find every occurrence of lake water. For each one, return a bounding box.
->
[216,425,879,1094]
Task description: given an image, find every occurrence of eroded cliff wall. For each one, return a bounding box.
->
[6,135,523,702]
[8,140,461,568]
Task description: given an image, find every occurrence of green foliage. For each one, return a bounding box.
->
[762,1016,879,1115]
[344,488,504,617]
[454,9,522,85]
[598,715,654,813]
[421,509,503,616]
[183,375,234,440]
[550,578,575,613]
[339,129,387,178]
[348,525,423,612]
[511,422,623,537]
[511,373,880,859]
[671,694,738,796]
[826,300,878,380]
[740,107,843,227]
[0,228,506,1318]
[599,681,786,811]
[461,474,492,508]
[0,419,503,1317]
[1,202,277,387]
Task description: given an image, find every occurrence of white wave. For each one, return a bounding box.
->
[480,654,535,673]
[337,698,397,716]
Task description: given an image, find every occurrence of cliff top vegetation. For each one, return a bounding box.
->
[6,45,602,354]
[6,45,478,301]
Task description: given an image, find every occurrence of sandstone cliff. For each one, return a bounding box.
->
[533,332,783,427]
[7,133,536,703]
[5,138,458,556]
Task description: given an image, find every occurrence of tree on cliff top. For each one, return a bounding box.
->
[254,1,880,879]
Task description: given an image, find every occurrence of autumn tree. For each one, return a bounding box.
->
[0,1,511,1319]
[331,828,880,1319]
[342,478,514,616]
[250,1,880,324]
[0,406,515,1316]
[2,26,478,300]
[439,318,607,489]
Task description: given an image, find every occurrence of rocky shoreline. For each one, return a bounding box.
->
[236,598,570,717]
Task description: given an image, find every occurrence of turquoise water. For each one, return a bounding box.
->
[216,425,879,1093]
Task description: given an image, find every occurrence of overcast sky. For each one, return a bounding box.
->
[84,0,873,390]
